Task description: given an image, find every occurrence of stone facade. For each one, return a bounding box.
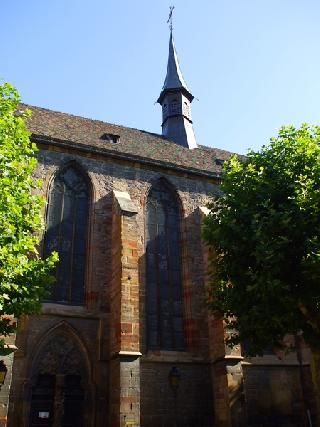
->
[1,20,318,419]
[1,111,315,426]
[6,136,223,426]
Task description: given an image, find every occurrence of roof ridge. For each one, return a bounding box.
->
[20,102,170,141]
[21,103,236,180]
[22,103,231,153]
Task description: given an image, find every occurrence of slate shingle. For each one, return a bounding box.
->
[23,104,234,177]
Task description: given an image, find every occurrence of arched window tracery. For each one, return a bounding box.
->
[146,179,185,351]
[43,165,90,305]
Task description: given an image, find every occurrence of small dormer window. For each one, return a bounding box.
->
[215,158,224,166]
[100,133,120,144]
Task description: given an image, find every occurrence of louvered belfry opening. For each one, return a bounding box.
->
[43,165,90,305]
[146,179,185,351]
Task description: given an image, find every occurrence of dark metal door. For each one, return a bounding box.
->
[30,374,84,427]
[62,375,84,427]
[29,375,55,427]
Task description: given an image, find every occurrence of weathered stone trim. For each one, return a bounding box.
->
[118,351,142,357]
[142,351,208,363]
[33,135,221,180]
[109,190,140,427]
[113,191,138,214]
[41,303,99,319]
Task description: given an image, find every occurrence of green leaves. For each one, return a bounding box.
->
[0,83,57,349]
[203,124,320,355]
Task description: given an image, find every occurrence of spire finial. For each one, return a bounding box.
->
[159,6,197,149]
[167,6,175,32]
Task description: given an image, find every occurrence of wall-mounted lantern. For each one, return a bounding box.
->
[168,366,180,392]
[168,367,180,427]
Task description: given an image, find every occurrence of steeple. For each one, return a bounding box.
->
[157,27,197,150]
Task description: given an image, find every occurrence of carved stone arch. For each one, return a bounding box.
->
[43,160,92,205]
[30,321,91,382]
[51,159,92,190]
[144,176,184,217]
[27,322,94,427]
[43,160,93,239]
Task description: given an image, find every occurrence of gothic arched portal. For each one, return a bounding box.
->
[28,327,91,427]
[145,178,185,351]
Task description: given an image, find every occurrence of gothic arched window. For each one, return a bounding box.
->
[43,165,90,305]
[146,179,185,351]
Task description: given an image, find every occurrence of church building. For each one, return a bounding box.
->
[1,26,316,427]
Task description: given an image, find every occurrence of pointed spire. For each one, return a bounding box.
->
[157,30,193,104]
[157,11,197,149]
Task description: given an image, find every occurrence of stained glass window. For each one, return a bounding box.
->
[43,165,89,305]
[146,179,185,350]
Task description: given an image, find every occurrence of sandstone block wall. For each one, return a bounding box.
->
[8,145,220,426]
[140,361,214,427]
[243,364,314,427]
[7,144,313,427]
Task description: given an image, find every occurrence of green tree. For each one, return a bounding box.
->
[203,124,320,355]
[0,83,57,351]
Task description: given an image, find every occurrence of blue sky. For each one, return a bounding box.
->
[2,0,320,154]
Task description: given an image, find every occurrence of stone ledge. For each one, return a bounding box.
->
[111,351,142,360]
[242,361,310,367]
[41,303,100,319]
[113,190,138,214]
[142,351,209,364]
[210,354,309,367]
[118,351,142,356]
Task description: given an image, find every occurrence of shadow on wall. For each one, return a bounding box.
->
[139,200,215,427]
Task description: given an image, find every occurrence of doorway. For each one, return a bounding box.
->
[29,374,84,427]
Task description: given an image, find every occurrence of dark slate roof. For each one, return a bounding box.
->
[22,104,233,178]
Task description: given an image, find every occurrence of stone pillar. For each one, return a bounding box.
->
[53,374,65,427]
[110,191,141,427]
[199,207,232,427]
[0,330,17,427]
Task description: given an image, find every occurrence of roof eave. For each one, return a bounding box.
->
[157,86,194,104]
[32,134,220,181]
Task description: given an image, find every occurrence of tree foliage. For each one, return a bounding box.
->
[203,125,320,355]
[0,83,57,348]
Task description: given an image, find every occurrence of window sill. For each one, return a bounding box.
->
[41,303,99,319]
[142,350,208,363]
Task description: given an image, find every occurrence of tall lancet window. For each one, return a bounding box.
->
[43,165,90,305]
[146,179,185,351]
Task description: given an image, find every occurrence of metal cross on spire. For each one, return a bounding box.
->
[167,6,175,32]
